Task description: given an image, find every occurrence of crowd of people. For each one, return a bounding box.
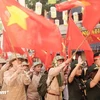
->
[0,52,100,100]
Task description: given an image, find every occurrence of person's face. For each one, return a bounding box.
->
[18,58,25,64]
[12,59,19,66]
[57,59,64,65]
[76,66,82,76]
[95,58,100,66]
[0,64,3,69]
[12,58,24,67]
[22,65,29,72]
[34,64,42,73]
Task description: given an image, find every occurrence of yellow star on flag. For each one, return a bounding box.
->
[6,6,29,30]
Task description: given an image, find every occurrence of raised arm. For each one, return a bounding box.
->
[90,68,100,88]
[68,63,81,83]
[4,65,23,86]
[1,62,10,72]
[68,56,83,83]
[22,71,31,85]
[49,58,71,77]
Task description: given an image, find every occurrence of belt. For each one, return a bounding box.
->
[47,92,60,96]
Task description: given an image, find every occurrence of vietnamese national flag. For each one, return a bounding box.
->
[66,14,94,66]
[83,0,100,31]
[0,0,62,53]
[3,31,25,54]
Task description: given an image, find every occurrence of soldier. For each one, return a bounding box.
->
[4,54,31,100]
[0,58,6,90]
[0,61,10,100]
[86,52,100,100]
[22,61,30,72]
[45,55,71,100]
[68,56,87,100]
[27,61,43,100]
[0,58,6,70]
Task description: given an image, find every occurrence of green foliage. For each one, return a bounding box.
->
[25,0,62,12]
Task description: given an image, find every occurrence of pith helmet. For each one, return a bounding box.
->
[54,55,64,61]
[52,55,64,67]
[0,58,6,64]
[22,61,29,66]
[9,54,24,62]
[86,64,99,74]
[33,61,43,67]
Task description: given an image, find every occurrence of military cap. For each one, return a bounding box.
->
[70,60,78,71]
[0,58,6,64]
[54,55,64,61]
[86,64,99,74]
[70,60,84,71]
[22,61,29,66]
[33,61,43,67]
[8,54,24,62]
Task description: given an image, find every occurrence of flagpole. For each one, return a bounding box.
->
[4,31,18,60]
[71,31,91,59]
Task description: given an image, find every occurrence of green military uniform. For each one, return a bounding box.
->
[86,64,100,100]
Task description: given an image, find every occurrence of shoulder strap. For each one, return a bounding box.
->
[47,77,55,88]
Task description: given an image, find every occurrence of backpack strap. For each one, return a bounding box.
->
[47,77,55,88]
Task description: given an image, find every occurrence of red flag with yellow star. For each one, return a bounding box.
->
[0,0,62,53]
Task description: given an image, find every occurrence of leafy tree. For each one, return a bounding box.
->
[25,0,62,12]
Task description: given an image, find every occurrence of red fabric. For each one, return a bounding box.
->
[66,15,94,66]
[35,49,47,64]
[83,0,100,31]
[55,0,90,12]
[55,0,76,12]
[0,0,62,53]
[44,52,54,70]
[0,48,2,54]
[3,52,8,59]
[86,34,100,44]
[35,49,55,70]
[3,31,25,54]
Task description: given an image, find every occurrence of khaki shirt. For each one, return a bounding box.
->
[4,68,31,100]
[27,72,42,100]
[0,64,9,88]
[45,67,65,100]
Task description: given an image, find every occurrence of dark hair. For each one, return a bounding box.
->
[94,52,100,58]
